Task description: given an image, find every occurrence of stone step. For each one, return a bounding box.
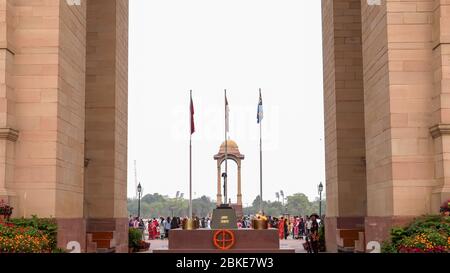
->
[85,233,97,253]
[336,229,365,248]
[96,248,116,253]
[86,241,98,253]
[93,239,114,249]
[338,229,363,238]
[338,237,357,248]
[354,231,366,253]
[86,231,117,252]
[91,231,114,240]
[338,246,355,253]
[96,237,116,248]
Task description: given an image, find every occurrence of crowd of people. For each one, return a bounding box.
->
[245,213,323,253]
[129,216,182,240]
[129,213,324,253]
[129,216,213,240]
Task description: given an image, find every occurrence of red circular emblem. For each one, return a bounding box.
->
[213,230,235,250]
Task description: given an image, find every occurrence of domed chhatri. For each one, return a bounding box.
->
[220,140,239,149]
[215,139,245,159]
[214,140,245,214]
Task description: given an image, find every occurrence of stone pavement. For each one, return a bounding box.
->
[144,237,307,253]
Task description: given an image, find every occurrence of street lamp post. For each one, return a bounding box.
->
[284,198,288,215]
[280,190,286,214]
[318,182,324,218]
[137,183,142,219]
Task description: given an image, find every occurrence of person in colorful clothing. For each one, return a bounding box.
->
[284,218,289,240]
[148,218,158,240]
[299,217,305,240]
[293,217,300,239]
[278,217,285,240]
[308,214,320,253]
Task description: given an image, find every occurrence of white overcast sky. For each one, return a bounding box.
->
[128,0,325,205]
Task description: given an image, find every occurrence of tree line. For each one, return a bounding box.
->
[128,193,326,218]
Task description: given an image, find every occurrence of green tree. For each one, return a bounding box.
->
[243,193,327,218]
[129,192,326,219]
[286,193,312,216]
[141,193,165,204]
[128,193,217,218]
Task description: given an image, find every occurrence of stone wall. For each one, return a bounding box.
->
[322,0,338,221]
[114,0,128,220]
[56,0,87,219]
[323,0,450,248]
[386,0,435,217]
[13,0,61,217]
[322,0,367,252]
[0,0,129,253]
[360,0,391,219]
[0,0,17,205]
[84,0,128,251]
[430,0,450,213]
[84,0,128,221]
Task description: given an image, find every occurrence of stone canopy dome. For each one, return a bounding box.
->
[220,140,239,149]
[215,139,245,160]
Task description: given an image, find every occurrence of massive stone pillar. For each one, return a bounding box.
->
[362,0,436,244]
[0,0,128,253]
[322,0,448,251]
[321,0,367,252]
[12,0,88,250]
[0,0,17,205]
[84,0,129,253]
[430,0,450,213]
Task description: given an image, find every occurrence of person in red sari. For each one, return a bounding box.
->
[278,217,285,240]
[148,218,158,240]
[293,217,300,239]
[156,219,161,238]
[148,219,155,240]
[153,219,159,240]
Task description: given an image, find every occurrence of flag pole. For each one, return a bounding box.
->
[259,88,263,214]
[224,89,228,206]
[189,90,193,219]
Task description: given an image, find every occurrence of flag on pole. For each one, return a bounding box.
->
[190,92,195,135]
[257,89,264,124]
[225,94,230,133]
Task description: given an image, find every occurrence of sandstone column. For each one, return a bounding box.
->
[362,0,436,243]
[13,0,88,250]
[237,162,242,207]
[321,0,367,252]
[430,0,450,212]
[217,162,222,206]
[84,0,129,253]
[0,0,17,205]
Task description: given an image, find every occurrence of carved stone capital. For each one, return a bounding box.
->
[430,124,450,139]
[0,128,19,142]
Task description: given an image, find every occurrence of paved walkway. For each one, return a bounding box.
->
[145,237,307,253]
